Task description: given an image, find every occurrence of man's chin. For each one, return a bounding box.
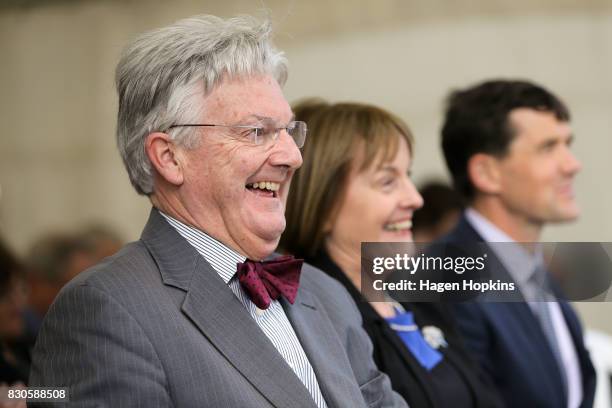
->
[256,211,285,233]
[242,222,285,258]
[550,206,580,223]
[245,236,282,260]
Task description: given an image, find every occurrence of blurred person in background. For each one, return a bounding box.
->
[439,79,596,407]
[23,225,122,338]
[282,99,502,408]
[78,225,123,262]
[0,238,30,385]
[23,233,96,337]
[412,181,464,243]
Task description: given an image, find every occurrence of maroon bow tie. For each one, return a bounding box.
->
[237,255,303,310]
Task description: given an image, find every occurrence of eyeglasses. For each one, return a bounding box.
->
[165,120,307,148]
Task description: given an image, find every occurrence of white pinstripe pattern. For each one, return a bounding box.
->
[161,212,328,408]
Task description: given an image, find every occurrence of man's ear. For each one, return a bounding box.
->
[467,153,502,195]
[145,132,184,186]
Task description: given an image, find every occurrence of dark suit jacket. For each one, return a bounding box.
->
[29,209,406,407]
[308,251,503,408]
[439,215,596,408]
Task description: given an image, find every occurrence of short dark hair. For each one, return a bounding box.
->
[441,79,570,200]
[412,181,464,232]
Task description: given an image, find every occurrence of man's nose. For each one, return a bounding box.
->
[269,129,303,170]
[562,148,582,175]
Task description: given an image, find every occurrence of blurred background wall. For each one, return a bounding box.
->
[1,0,611,332]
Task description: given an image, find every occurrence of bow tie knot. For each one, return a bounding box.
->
[237,255,303,310]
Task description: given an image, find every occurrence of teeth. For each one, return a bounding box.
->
[247,181,280,192]
[384,220,412,231]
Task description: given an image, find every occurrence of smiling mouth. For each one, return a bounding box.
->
[246,181,280,198]
[384,220,413,232]
[558,183,575,196]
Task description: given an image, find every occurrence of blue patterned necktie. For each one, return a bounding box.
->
[386,310,443,371]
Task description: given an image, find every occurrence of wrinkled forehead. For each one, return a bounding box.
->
[201,74,292,124]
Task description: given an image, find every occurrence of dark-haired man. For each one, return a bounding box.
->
[439,79,596,407]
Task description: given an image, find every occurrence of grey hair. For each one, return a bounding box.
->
[115,15,288,195]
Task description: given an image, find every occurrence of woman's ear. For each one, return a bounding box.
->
[145,132,184,187]
[322,200,341,235]
[467,153,502,195]
[322,216,334,234]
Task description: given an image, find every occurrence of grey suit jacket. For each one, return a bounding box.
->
[29,209,407,408]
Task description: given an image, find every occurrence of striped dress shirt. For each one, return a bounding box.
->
[161,212,328,408]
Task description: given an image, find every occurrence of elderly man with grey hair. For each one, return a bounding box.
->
[29,15,407,408]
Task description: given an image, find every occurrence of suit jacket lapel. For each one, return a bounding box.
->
[141,209,317,408]
[557,299,596,404]
[282,287,367,408]
[486,301,567,402]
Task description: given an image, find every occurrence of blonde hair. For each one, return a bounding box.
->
[281,99,414,257]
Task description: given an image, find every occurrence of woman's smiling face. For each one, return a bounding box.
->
[326,134,423,251]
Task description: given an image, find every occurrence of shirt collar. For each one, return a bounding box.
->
[465,208,542,285]
[159,211,245,285]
